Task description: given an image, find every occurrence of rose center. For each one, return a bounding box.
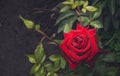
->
[72,36,83,49]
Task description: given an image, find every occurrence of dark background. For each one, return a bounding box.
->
[0,0,63,76]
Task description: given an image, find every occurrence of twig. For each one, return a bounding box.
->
[76,6,81,17]
[37,30,58,46]
[104,34,116,46]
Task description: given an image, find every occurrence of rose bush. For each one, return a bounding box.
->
[60,23,102,70]
[21,0,120,75]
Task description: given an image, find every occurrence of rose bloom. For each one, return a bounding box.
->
[60,23,102,70]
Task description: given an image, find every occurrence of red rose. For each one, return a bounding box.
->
[60,23,101,70]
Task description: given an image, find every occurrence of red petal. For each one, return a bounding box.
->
[85,49,101,68]
[89,28,98,42]
[70,63,79,70]
[60,42,80,61]
[67,38,91,53]
[89,28,96,35]
[76,23,83,30]
[64,33,69,38]
[62,52,79,70]
[85,31,99,62]
[60,39,91,62]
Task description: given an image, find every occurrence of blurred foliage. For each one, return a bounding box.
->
[55,0,103,33]
[20,0,120,76]
[98,30,120,63]
[26,43,66,76]
[54,0,120,76]
[99,0,120,31]
[55,0,120,33]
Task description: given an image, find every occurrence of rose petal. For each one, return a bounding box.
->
[89,28,98,44]
[76,23,83,30]
[85,31,100,62]
[60,40,91,62]
[62,52,79,70]
[67,37,91,54]
[61,42,91,69]
[60,39,81,61]
[85,49,101,68]
[64,33,72,38]
[89,28,96,36]
[70,63,79,70]
[66,30,90,53]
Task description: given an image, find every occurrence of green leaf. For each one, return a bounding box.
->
[95,64,106,76]
[44,62,53,72]
[78,16,90,26]
[30,64,41,74]
[83,1,88,7]
[57,15,77,33]
[108,0,115,15]
[90,20,103,28]
[34,43,46,63]
[46,72,54,76]
[72,4,77,9]
[75,1,84,6]
[79,1,85,6]
[60,57,66,69]
[86,6,97,12]
[64,23,71,33]
[92,6,102,19]
[68,0,74,4]
[94,61,106,76]
[56,10,75,25]
[41,54,46,63]
[102,53,116,62]
[19,16,34,29]
[40,67,45,75]
[49,54,61,62]
[87,72,94,76]
[107,67,118,76]
[82,8,87,13]
[46,72,51,76]
[115,42,120,51]
[35,24,40,31]
[68,15,77,26]
[35,72,40,76]
[35,69,45,76]
[57,21,66,33]
[53,73,58,76]
[26,54,36,63]
[62,1,72,5]
[60,5,70,12]
[75,0,80,6]
[54,60,60,71]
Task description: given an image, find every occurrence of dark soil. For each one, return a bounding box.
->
[0,0,63,76]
